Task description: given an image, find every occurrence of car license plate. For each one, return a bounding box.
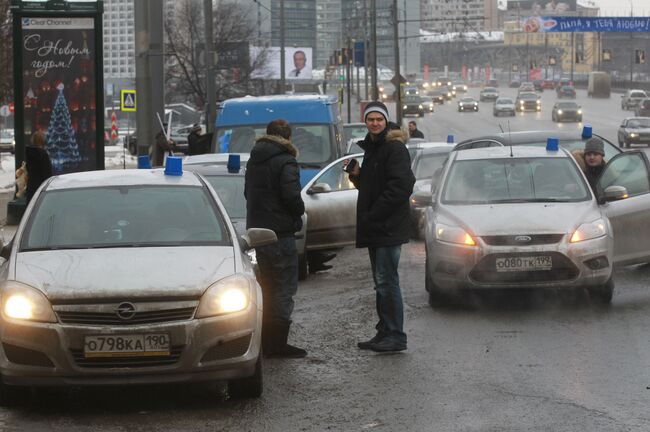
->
[84,334,170,358]
[495,256,552,272]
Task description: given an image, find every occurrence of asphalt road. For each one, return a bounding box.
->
[3,89,650,431]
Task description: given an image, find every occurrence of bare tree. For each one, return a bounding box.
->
[164,0,268,106]
[0,0,12,104]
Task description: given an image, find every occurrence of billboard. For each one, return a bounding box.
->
[523,16,650,32]
[250,47,313,80]
[21,16,97,174]
[507,0,576,12]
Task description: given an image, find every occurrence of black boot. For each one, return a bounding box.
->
[270,322,307,358]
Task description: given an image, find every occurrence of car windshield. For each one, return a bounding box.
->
[521,94,537,100]
[461,98,475,103]
[561,86,575,91]
[483,88,497,92]
[343,125,367,143]
[442,158,590,204]
[204,175,246,219]
[497,99,513,104]
[627,118,650,128]
[557,102,578,108]
[631,92,646,98]
[21,186,229,250]
[414,153,449,180]
[405,96,421,103]
[216,124,332,164]
[0,129,13,139]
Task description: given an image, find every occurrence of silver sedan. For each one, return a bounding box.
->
[424,146,650,306]
[0,168,275,403]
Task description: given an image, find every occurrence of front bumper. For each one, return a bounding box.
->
[404,106,424,116]
[625,134,650,144]
[427,234,612,292]
[459,105,479,111]
[0,302,261,387]
[557,112,581,121]
[494,108,515,115]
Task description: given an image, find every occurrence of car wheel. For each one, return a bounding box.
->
[425,256,449,307]
[298,254,308,281]
[588,278,614,305]
[228,355,263,399]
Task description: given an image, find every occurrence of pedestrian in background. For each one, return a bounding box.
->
[25,130,53,204]
[245,119,307,358]
[154,124,175,167]
[571,137,606,194]
[347,101,415,353]
[408,121,424,139]
[187,124,208,156]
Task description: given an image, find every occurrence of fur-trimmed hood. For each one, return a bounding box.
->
[252,134,299,159]
[357,126,408,152]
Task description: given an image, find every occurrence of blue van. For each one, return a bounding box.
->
[215,95,344,186]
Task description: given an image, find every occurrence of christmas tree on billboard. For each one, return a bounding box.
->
[46,83,83,173]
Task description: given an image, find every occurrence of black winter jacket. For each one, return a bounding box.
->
[245,135,305,237]
[25,145,53,203]
[350,128,415,248]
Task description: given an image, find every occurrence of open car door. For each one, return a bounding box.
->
[598,150,650,266]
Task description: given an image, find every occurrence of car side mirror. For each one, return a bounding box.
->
[603,185,628,203]
[411,190,432,207]
[241,228,278,251]
[307,183,332,195]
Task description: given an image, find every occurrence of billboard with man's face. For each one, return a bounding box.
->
[250,47,313,80]
[507,0,576,12]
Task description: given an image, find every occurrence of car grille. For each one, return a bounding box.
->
[70,346,183,368]
[469,252,579,284]
[54,303,198,326]
[522,102,538,109]
[481,234,564,246]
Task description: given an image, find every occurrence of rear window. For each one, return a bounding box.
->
[21,186,230,250]
[414,153,449,180]
[631,92,647,98]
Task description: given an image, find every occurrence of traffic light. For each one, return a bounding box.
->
[636,49,646,64]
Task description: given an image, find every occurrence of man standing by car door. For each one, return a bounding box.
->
[347,102,415,352]
[245,119,307,358]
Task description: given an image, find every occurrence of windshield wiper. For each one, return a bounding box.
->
[488,198,569,203]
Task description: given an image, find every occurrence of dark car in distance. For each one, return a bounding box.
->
[516,92,541,112]
[618,117,650,148]
[634,99,650,117]
[403,95,425,117]
[552,101,582,123]
[458,97,479,112]
[557,85,577,99]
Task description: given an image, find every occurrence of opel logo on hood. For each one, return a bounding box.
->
[115,302,137,320]
[514,235,532,243]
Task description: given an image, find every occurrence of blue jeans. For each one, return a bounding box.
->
[368,246,407,344]
[256,236,298,325]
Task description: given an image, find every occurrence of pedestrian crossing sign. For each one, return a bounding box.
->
[121,89,137,112]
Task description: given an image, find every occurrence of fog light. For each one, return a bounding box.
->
[584,256,609,270]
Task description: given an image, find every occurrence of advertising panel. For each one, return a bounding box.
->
[250,47,313,80]
[522,16,650,33]
[21,16,97,174]
[507,0,576,12]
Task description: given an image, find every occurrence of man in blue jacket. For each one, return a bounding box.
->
[245,119,307,358]
[348,102,415,352]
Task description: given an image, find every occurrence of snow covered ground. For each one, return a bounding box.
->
[0,145,138,192]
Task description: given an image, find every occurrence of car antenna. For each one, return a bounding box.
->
[498,123,504,133]
[508,120,513,157]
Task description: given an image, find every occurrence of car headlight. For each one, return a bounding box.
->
[536,100,541,105]
[403,105,408,109]
[577,109,582,114]
[196,274,251,318]
[474,102,478,106]
[629,133,637,138]
[557,109,563,115]
[447,92,451,97]
[418,104,423,109]
[435,223,476,246]
[520,100,525,105]
[2,282,57,323]
[570,218,607,243]
[463,86,468,91]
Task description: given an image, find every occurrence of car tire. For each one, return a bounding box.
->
[425,256,450,307]
[228,355,263,399]
[298,254,308,281]
[588,278,614,305]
